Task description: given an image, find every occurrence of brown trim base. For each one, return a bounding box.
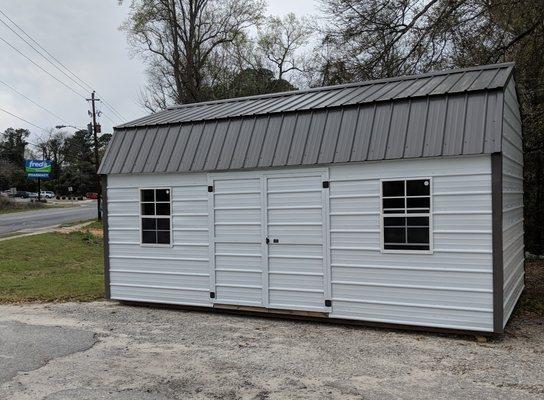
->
[117,300,499,338]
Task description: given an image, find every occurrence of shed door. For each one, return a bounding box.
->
[265,172,329,312]
[211,176,264,307]
[209,170,330,312]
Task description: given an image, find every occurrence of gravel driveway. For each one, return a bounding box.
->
[0,301,542,399]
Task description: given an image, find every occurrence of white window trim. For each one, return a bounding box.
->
[379,177,433,255]
[139,187,173,248]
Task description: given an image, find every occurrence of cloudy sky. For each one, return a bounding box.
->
[0,0,318,145]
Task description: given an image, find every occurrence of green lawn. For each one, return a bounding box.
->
[0,225,104,302]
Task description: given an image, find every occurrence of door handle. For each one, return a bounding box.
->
[265,237,270,244]
[273,238,279,243]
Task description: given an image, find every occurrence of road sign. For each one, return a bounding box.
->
[25,160,52,180]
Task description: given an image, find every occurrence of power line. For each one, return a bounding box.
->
[0,15,91,95]
[0,106,47,132]
[0,79,70,125]
[0,9,127,122]
[0,35,87,100]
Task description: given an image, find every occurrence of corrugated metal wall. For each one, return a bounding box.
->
[107,173,212,306]
[502,79,525,325]
[106,155,494,331]
[328,156,493,331]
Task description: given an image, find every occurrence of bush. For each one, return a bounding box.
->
[0,196,45,212]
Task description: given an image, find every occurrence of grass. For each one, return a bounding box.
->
[0,222,104,302]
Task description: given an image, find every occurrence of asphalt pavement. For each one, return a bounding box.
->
[0,201,97,237]
[0,321,96,385]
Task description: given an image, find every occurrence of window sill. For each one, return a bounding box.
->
[381,249,434,255]
[140,243,174,248]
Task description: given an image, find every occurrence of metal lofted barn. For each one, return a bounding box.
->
[99,62,524,334]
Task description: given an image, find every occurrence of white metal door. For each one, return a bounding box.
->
[209,175,264,306]
[209,170,330,312]
[264,171,329,312]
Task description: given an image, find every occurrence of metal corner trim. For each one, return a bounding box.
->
[101,175,111,300]
[491,152,504,333]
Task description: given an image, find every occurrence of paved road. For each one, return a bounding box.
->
[0,202,97,237]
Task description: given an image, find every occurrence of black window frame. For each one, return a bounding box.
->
[140,188,172,246]
[381,178,432,253]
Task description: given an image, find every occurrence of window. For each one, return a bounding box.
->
[381,179,431,251]
[140,188,171,245]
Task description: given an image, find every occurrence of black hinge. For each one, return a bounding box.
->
[210,292,215,299]
[208,185,214,193]
[325,299,332,307]
[322,181,330,189]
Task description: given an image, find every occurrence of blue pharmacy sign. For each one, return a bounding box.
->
[25,159,52,179]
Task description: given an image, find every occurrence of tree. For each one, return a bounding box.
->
[255,13,313,82]
[122,0,265,111]
[36,129,68,193]
[212,67,296,99]
[0,128,29,190]
[61,129,96,195]
[0,128,29,167]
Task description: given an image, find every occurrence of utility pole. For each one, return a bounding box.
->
[87,91,101,220]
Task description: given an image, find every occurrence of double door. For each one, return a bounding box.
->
[209,170,330,312]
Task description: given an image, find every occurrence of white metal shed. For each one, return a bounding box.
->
[99,63,524,334]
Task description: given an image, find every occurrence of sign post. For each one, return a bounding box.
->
[25,160,52,201]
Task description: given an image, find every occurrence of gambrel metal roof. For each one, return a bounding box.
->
[99,62,515,174]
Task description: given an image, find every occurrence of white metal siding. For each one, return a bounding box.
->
[107,173,212,306]
[502,79,524,326]
[106,155,494,331]
[328,156,494,331]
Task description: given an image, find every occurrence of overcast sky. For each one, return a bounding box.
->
[0,0,318,145]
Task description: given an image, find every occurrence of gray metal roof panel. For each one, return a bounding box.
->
[286,112,312,165]
[215,119,242,170]
[132,127,157,173]
[350,105,376,162]
[422,97,448,157]
[385,100,411,159]
[448,70,483,93]
[318,108,343,164]
[166,125,192,172]
[99,63,516,175]
[272,113,297,166]
[143,125,170,173]
[463,92,487,154]
[302,111,328,165]
[258,114,283,167]
[403,98,428,158]
[191,122,217,171]
[333,106,359,163]
[229,118,256,169]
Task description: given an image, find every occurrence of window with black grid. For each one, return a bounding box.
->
[140,188,171,245]
[382,179,431,251]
